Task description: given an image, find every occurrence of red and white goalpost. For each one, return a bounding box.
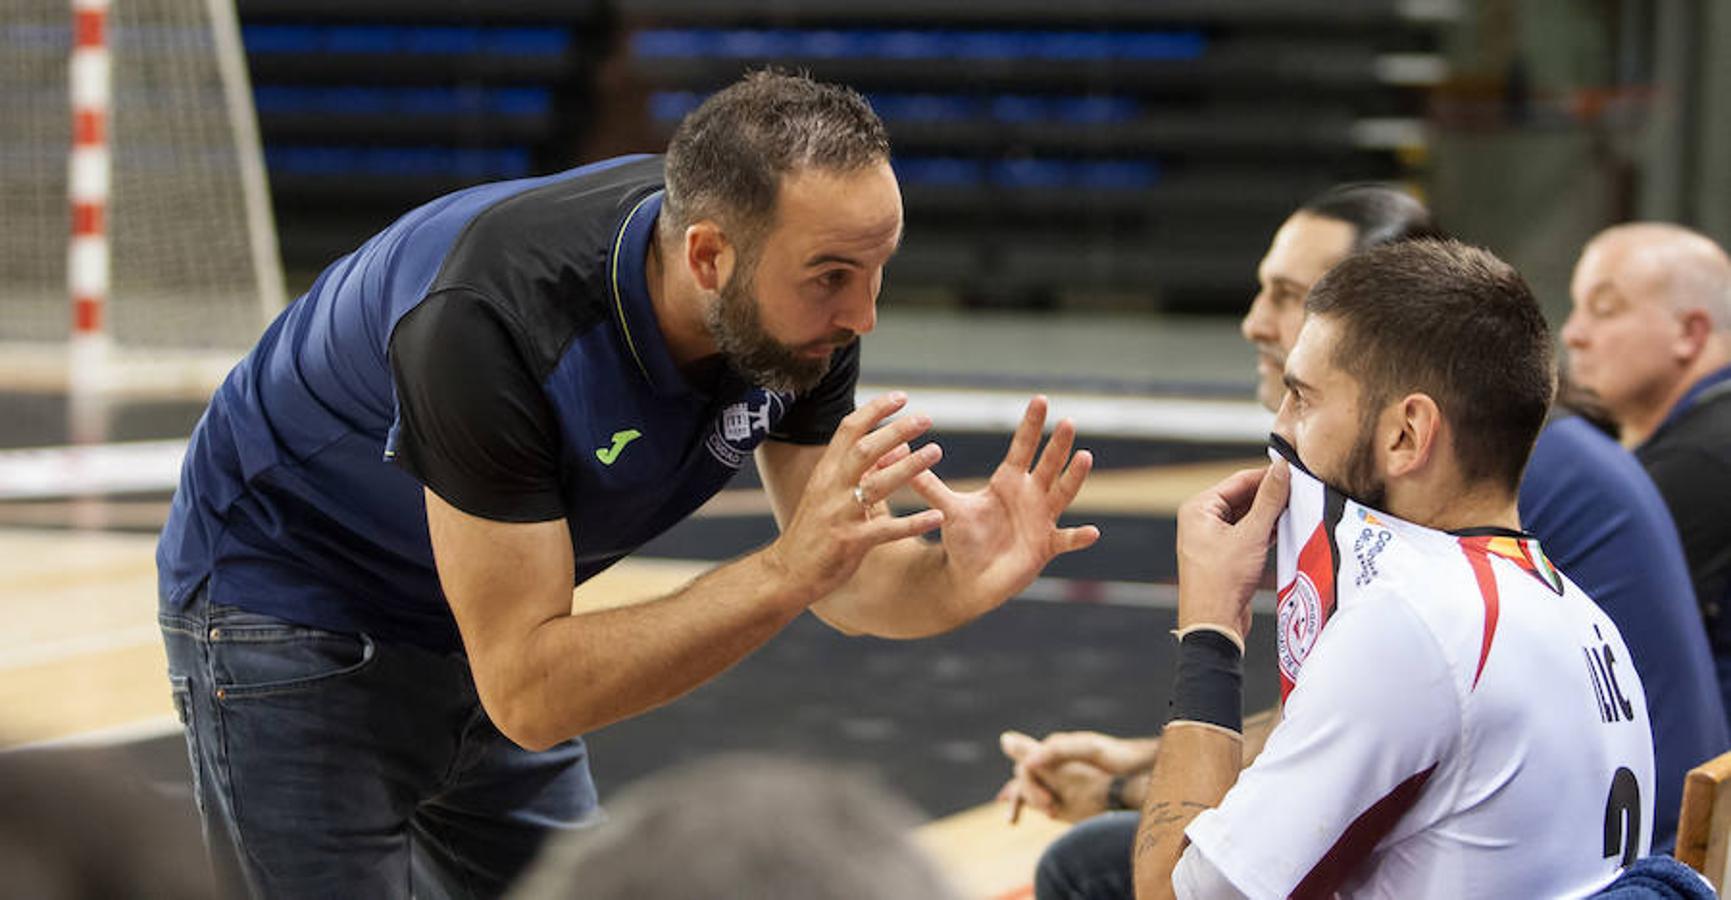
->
[0,0,284,417]
[68,0,113,418]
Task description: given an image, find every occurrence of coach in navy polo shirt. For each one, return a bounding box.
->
[157,72,1099,899]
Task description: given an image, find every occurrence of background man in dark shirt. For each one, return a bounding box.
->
[1564,223,1731,720]
[1000,196,1724,899]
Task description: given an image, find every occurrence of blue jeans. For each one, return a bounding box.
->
[160,585,597,899]
[1036,811,1138,900]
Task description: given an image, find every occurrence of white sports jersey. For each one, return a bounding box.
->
[1181,442,1656,899]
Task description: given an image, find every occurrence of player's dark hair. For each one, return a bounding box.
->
[662,70,890,251]
[1306,239,1555,493]
[1300,183,1447,250]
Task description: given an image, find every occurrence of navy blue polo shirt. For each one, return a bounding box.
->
[1519,415,1730,850]
[157,155,858,652]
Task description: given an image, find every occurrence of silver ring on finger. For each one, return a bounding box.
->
[852,483,870,509]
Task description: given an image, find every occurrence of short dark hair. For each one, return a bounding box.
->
[662,70,890,248]
[1300,183,1447,250]
[1306,239,1555,492]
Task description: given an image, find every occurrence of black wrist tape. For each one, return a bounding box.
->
[1169,629,1243,733]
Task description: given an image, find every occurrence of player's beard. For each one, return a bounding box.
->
[707,261,844,394]
[1340,412,1389,512]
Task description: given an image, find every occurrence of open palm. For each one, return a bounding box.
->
[912,397,1099,618]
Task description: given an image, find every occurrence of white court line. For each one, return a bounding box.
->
[1021,578,1277,615]
[0,439,185,500]
[0,390,1269,499]
[865,384,1273,444]
[3,714,182,753]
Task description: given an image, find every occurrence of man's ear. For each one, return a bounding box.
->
[685,221,735,294]
[1382,393,1443,481]
[1674,307,1715,364]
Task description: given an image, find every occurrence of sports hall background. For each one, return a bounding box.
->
[3,1,1730,895]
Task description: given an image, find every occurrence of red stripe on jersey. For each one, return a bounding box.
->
[1292,765,1437,900]
[1462,543,1502,690]
[1278,519,1339,701]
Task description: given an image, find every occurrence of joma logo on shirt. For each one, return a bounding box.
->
[595,429,642,465]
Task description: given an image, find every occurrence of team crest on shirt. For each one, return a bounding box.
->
[705,389,792,468]
[1277,571,1324,684]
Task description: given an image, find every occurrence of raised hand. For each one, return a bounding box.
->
[765,393,947,600]
[911,396,1100,623]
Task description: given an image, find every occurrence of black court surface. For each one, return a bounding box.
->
[0,390,1279,822]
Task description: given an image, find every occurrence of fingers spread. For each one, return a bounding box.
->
[909,469,958,512]
[1032,418,1075,489]
[848,414,933,481]
[1050,525,1101,556]
[874,442,913,470]
[860,443,942,505]
[865,508,944,544]
[836,392,909,445]
[1002,396,1049,471]
[1051,449,1093,510]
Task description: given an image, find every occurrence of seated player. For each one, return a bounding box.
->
[1000,189,1719,900]
[1139,239,1655,898]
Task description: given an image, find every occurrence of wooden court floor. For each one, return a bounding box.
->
[0,457,1254,898]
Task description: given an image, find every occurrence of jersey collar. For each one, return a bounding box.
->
[1458,532,1564,595]
[607,189,692,397]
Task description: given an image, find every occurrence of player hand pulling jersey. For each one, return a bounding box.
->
[1134,240,1656,900]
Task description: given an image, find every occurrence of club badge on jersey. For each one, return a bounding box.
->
[1271,436,1570,703]
[1270,436,1347,701]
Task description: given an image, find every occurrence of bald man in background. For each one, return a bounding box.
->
[1564,223,1731,721]
[1001,203,1724,900]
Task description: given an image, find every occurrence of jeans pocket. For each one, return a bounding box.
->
[207,607,376,700]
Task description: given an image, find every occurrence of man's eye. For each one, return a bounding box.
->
[819,271,848,290]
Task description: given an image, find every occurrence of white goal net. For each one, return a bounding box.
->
[1,0,282,394]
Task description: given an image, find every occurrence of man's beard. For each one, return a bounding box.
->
[706,265,849,394]
[1339,410,1389,511]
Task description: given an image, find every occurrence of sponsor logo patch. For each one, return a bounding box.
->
[1353,526,1392,587]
